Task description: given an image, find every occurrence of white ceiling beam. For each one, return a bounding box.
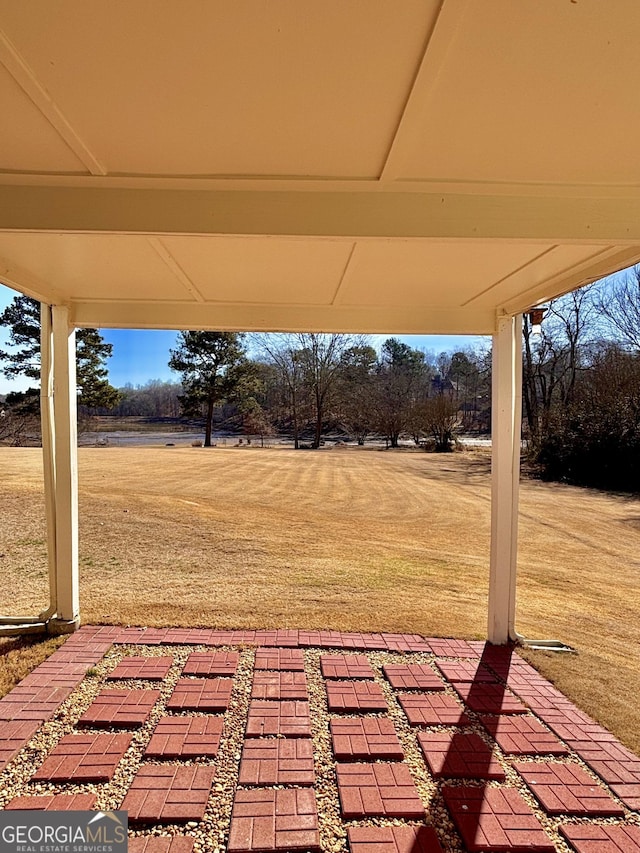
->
[70,299,496,336]
[3,185,640,244]
[147,237,205,303]
[0,29,106,176]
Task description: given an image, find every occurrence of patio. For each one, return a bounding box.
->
[2,5,640,849]
[1,627,639,853]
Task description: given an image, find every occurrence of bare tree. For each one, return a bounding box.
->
[374,338,430,448]
[241,399,276,447]
[0,389,40,446]
[296,333,367,448]
[522,285,598,449]
[596,266,640,350]
[336,344,378,444]
[256,335,308,449]
[422,394,458,452]
[259,333,365,448]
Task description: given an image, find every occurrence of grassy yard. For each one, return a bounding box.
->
[1,445,640,752]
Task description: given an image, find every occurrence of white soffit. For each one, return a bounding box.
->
[0,0,640,334]
[391,0,640,184]
[0,0,440,178]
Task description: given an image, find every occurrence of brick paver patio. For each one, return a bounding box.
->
[0,625,639,853]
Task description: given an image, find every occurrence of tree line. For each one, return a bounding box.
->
[522,268,640,492]
[0,295,490,451]
[2,269,640,492]
[166,331,491,450]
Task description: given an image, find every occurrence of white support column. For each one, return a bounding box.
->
[488,313,523,645]
[48,305,80,632]
[39,305,57,620]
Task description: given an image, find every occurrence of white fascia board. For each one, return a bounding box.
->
[69,300,496,335]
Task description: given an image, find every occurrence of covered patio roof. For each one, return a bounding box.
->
[1,0,639,333]
[1,1,639,644]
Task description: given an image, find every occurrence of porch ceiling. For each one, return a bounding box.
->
[1,0,639,334]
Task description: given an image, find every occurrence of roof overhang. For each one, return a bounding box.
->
[1,1,639,334]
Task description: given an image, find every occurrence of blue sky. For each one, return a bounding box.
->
[0,282,488,394]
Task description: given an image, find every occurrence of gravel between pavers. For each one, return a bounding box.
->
[1,641,639,853]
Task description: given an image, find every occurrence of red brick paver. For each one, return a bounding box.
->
[480,714,569,756]
[129,838,195,853]
[183,652,240,677]
[321,655,375,679]
[611,783,640,810]
[33,732,132,783]
[382,634,432,653]
[0,719,41,770]
[348,826,444,853]
[570,737,640,780]
[251,672,308,700]
[79,689,160,727]
[436,660,499,683]
[330,717,404,761]
[453,682,528,714]
[0,684,74,722]
[428,639,480,658]
[336,763,424,819]
[398,692,471,726]
[560,823,640,852]
[108,656,173,680]
[246,700,312,738]
[442,785,554,852]
[228,788,320,853]
[254,648,305,671]
[326,681,387,712]
[121,764,216,824]
[166,678,233,711]
[383,663,445,691]
[5,793,97,810]
[239,738,315,785]
[417,731,506,780]
[514,761,625,816]
[255,630,301,648]
[145,716,224,759]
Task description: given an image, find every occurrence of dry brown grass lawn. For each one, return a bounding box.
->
[1,445,640,752]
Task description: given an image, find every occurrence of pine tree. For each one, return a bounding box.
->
[169,331,251,447]
[0,295,121,410]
